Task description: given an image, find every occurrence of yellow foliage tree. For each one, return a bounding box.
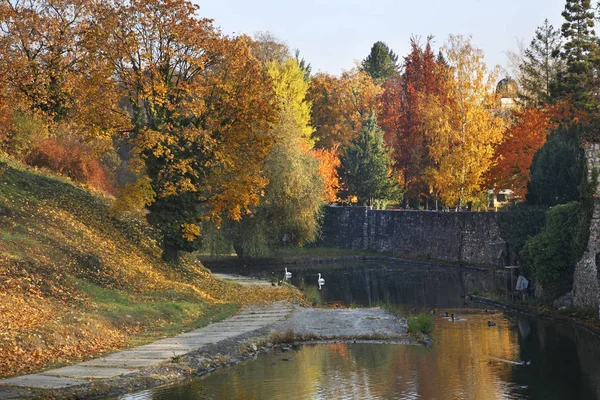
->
[422,35,506,209]
[231,58,324,257]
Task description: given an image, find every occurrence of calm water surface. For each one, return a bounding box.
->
[120,263,600,400]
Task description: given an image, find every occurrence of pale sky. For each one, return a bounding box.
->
[196,0,567,76]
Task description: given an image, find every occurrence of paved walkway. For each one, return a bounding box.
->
[0,275,293,397]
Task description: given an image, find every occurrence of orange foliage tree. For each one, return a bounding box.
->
[307,69,381,152]
[0,0,125,141]
[95,0,277,261]
[486,104,560,198]
[314,145,341,203]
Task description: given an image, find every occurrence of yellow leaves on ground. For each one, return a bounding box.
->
[0,163,304,378]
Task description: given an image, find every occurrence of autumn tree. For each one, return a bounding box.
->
[249,31,290,64]
[96,0,277,261]
[0,0,126,149]
[314,146,340,203]
[379,36,441,208]
[231,58,324,258]
[308,69,382,151]
[422,35,505,210]
[361,41,399,83]
[519,19,564,106]
[486,105,559,198]
[337,112,401,207]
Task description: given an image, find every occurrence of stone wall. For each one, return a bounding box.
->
[320,207,506,266]
[573,143,600,312]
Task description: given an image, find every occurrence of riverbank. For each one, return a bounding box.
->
[0,161,302,379]
[468,294,600,337]
[0,276,416,400]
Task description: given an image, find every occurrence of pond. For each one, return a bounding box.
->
[120,262,600,400]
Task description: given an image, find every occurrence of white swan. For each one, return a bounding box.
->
[318,273,325,285]
[285,267,292,280]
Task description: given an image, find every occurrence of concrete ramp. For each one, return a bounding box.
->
[0,278,292,392]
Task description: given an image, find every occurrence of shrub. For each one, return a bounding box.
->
[25,137,113,192]
[498,204,548,262]
[519,202,583,299]
[407,313,434,336]
[3,112,49,160]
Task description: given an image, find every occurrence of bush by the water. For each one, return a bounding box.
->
[407,313,434,336]
[498,204,547,262]
[520,202,584,299]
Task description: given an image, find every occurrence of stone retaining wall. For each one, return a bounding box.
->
[320,207,506,267]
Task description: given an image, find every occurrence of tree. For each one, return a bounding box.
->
[314,146,341,203]
[519,19,564,106]
[554,0,597,112]
[337,112,401,207]
[422,35,505,209]
[231,59,324,258]
[308,69,382,151]
[360,41,399,83]
[0,0,126,142]
[379,36,442,207]
[96,0,277,261]
[249,31,290,64]
[526,124,584,206]
[486,104,559,198]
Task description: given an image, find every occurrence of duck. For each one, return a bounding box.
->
[285,267,292,280]
[488,321,496,326]
[451,313,458,321]
[318,273,325,285]
[440,312,449,317]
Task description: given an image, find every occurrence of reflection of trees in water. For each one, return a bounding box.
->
[510,316,600,400]
[293,263,496,309]
[195,263,600,400]
[158,318,600,400]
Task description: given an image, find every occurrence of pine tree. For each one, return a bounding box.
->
[554,0,597,111]
[337,111,401,207]
[520,19,564,106]
[360,41,399,83]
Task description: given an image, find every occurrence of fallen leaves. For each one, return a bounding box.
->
[0,161,305,378]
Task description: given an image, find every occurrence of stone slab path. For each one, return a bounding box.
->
[0,274,292,396]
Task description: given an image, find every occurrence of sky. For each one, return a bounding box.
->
[197,0,567,77]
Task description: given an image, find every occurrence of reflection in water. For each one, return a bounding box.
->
[121,263,600,400]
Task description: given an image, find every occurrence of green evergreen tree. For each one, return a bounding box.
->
[337,111,401,207]
[295,49,312,81]
[526,124,584,206]
[360,41,399,82]
[554,0,597,111]
[520,19,564,106]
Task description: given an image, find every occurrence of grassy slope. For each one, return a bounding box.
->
[0,159,301,378]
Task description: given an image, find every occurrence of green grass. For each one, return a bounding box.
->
[75,280,239,347]
[407,313,434,336]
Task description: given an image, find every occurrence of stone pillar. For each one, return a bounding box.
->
[573,143,600,316]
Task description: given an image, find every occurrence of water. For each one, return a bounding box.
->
[120,262,600,400]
